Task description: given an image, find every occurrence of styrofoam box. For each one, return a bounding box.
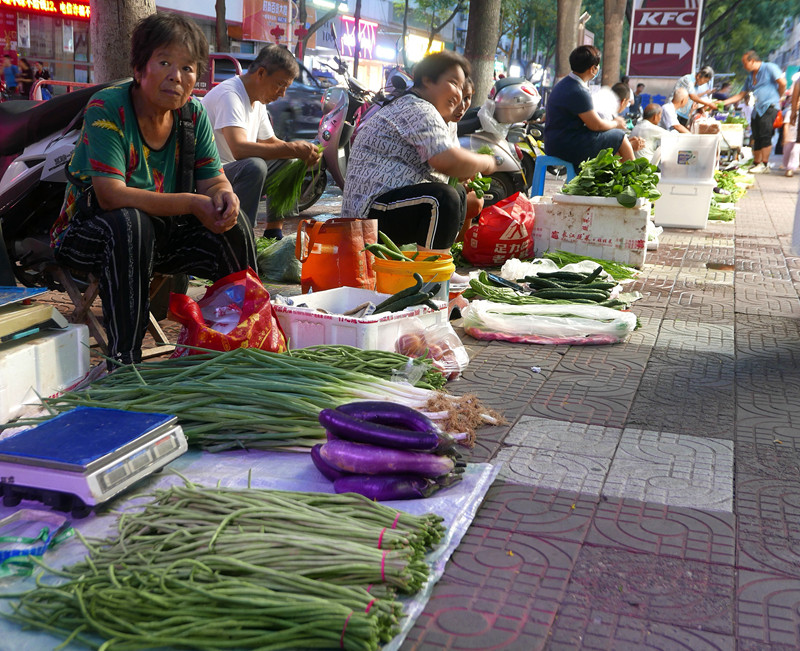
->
[719,123,744,150]
[273,287,447,351]
[653,178,716,229]
[531,194,650,268]
[0,324,90,424]
[660,133,720,181]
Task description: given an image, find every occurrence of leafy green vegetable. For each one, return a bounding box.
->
[476,145,494,155]
[724,114,748,125]
[542,250,639,281]
[708,200,736,221]
[263,144,324,217]
[560,148,661,207]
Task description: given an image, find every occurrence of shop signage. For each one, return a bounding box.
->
[242,0,294,43]
[404,33,443,63]
[626,0,703,77]
[339,15,377,60]
[0,0,90,19]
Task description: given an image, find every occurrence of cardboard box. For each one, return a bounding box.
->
[653,179,716,229]
[272,287,447,351]
[531,194,650,268]
[0,325,90,424]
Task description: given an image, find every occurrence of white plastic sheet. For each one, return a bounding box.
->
[0,448,498,650]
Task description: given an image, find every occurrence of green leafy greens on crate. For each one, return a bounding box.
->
[708,200,736,221]
[560,148,661,207]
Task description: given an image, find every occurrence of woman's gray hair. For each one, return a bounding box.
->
[130,12,209,78]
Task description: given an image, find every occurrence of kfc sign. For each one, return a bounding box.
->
[627,0,703,77]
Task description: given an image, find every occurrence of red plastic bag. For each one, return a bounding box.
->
[169,268,287,357]
[462,192,535,266]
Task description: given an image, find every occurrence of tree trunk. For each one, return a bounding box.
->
[601,0,627,85]
[90,0,155,83]
[555,0,581,80]
[464,0,502,104]
[215,0,228,53]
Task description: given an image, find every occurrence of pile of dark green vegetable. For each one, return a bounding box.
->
[561,148,661,207]
[0,484,446,649]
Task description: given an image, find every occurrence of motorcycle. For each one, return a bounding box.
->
[0,82,115,288]
[457,77,541,205]
[316,53,373,190]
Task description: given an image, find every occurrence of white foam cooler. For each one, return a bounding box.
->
[273,287,446,351]
[653,179,716,229]
[0,324,90,424]
[531,194,650,268]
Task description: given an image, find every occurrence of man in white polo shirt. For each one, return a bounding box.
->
[202,45,320,238]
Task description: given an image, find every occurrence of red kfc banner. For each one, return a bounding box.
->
[627,0,703,77]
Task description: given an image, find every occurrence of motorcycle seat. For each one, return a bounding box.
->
[0,79,130,157]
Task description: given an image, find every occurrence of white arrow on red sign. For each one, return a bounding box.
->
[666,38,692,58]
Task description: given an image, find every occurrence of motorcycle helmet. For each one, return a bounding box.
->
[489,77,540,123]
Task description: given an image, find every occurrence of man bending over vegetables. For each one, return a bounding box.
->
[341,51,496,255]
[544,45,636,169]
[202,45,321,238]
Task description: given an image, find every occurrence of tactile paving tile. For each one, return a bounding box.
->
[735,570,800,650]
[471,479,597,543]
[401,526,580,651]
[558,546,735,635]
[735,473,800,577]
[735,314,800,367]
[585,497,736,564]
[655,318,735,355]
[525,369,639,429]
[557,346,652,376]
[543,609,735,650]
[601,429,733,511]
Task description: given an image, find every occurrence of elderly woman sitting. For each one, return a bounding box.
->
[51,12,256,366]
[341,51,496,254]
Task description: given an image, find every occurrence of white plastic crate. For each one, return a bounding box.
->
[660,133,720,181]
[0,325,90,424]
[531,194,650,268]
[272,287,447,351]
[653,179,716,229]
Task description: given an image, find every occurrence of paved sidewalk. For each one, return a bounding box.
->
[401,170,800,650]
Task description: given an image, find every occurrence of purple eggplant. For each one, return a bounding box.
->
[319,406,456,453]
[333,472,463,501]
[335,401,437,432]
[310,444,349,481]
[319,439,457,478]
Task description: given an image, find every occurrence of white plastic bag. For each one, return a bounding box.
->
[395,319,470,381]
[462,300,638,345]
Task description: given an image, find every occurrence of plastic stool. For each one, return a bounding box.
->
[531,155,577,197]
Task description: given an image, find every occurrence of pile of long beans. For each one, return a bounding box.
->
[1,485,446,650]
[289,344,447,390]
[30,347,483,451]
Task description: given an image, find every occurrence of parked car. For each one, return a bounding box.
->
[197,53,324,142]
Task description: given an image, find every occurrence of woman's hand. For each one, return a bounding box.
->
[191,192,238,234]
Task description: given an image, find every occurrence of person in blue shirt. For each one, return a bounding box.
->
[544,45,635,169]
[2,55,19,97]
[721,50,786,173]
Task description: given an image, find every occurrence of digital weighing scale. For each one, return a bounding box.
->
[0,407,188,517]
[0,286,68,343]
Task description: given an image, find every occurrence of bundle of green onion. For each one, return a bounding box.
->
[263,144,324,217]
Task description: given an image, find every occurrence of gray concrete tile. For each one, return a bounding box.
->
[602,430,733,512]
[585,498,736,565]
[561,546,735,635]
[736,570,800,650]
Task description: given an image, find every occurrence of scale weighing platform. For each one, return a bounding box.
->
[0,407,187,517]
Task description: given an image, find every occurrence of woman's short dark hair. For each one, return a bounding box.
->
[130,12,209,78]
[413,51,471,88]
[463,76,474,94]
[248,44,298,77]
[569,46,601,74]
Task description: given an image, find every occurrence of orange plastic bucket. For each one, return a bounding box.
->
[295,218,378,293]
[372,254,455,301]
